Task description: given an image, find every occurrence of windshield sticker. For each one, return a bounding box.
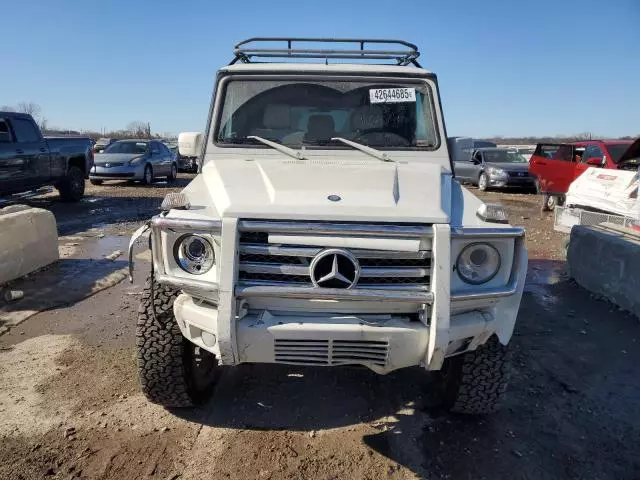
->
[369,88,416,104]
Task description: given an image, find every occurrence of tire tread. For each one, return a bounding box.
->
[136,278,206,407]
[443,336,510,415]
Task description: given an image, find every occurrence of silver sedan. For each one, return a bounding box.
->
[89,139,178,185]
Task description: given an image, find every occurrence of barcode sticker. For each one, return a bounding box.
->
[369,88,416,103]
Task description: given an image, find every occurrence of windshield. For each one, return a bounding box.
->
[104,141,148,154]
[216,79,438,150]
[606,143,633,163]
[483,150,527,163]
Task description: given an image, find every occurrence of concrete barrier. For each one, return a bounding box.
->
[0,205,59,285]
[567,223,640,318]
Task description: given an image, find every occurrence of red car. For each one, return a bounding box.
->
[528,138,640,210]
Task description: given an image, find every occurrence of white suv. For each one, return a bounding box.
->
[129,38,527,414]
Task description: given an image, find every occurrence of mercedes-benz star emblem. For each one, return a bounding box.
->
[310,249,360,289]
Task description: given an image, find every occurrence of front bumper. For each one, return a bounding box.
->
[172,294,499,374]
[488,175,535,188]
[90,163,144,180]
[131,217,527,373]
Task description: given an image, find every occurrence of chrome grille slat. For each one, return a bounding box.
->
[238,262,430,278]
[237,279,430,291]
[239,243,430,260]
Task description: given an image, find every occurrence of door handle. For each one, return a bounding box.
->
[16,149,24,154]
[537,161,547,166]
[40,147,47,152]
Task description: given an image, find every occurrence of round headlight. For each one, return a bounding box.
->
[456,242,501,284]
[175,235,214,275]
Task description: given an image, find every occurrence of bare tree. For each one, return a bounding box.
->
[573,132,594,141]
[126,121,152,138]
[17,102,42,118]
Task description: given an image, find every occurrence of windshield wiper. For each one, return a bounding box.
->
[246,135,306,160]
[330,137,393,162]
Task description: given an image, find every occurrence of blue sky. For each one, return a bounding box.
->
[2,0,638,137]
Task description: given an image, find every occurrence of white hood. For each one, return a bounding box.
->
[199,158,451,223]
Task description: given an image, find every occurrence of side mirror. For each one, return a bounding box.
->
[586,157,603,166]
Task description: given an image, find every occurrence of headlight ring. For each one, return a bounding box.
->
[174,234,215,275]
[456,242,501,285]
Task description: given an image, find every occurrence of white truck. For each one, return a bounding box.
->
[129,38,528,414]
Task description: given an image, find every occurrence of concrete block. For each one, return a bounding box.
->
[567,224,640,318]
[0,205,58,285]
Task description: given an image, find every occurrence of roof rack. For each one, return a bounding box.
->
[230,37,422,67]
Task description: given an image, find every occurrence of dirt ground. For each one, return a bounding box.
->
[1,180,639,480]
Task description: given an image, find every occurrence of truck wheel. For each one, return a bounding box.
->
[440,336,510,415]
[142,165,153,185]
[542,194,557,212]
[167,163,178,181]
[136,277,220,407]
[90,179,103,186]
[478,173,489,191]
[58,165,85,202]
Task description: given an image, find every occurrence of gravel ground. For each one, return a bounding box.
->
[3,175,196,235]
[0,179,638,480]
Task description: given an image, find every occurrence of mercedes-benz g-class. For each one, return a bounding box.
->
[129,38,527,414]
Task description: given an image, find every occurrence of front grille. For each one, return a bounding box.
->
[274,339,389,366]
[97,162,124,168]
[238,227,431,290]
[507,171,531,178]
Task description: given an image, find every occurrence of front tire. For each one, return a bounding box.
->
[58,165,85,202]
[136,278,220,407]
[440,336,510,415]
[167,163,178,181]
[478,172,489,191]
[141,165,153,185]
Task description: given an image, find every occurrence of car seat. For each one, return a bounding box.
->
[303,115,336,144]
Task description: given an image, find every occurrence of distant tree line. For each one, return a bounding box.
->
[1,102,174,141]
[486,132,638,145]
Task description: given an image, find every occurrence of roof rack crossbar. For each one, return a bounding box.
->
[230,37,422,67]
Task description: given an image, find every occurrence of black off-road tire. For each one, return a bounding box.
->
[58,165,85,202]
[440,336,510,415]
[90,179,103,186]
[136,277,220,407]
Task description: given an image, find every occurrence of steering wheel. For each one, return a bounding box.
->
[352,130,411,147]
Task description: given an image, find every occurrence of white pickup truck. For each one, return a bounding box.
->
[129,38,528,415]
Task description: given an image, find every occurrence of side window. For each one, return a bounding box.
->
[553,145,574,162]
[151,142,161,154]
[582,145,603,163]
[473,151,482,162]
[161,144,171,155]
[0,119,13,143]
[11,118,40,143]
